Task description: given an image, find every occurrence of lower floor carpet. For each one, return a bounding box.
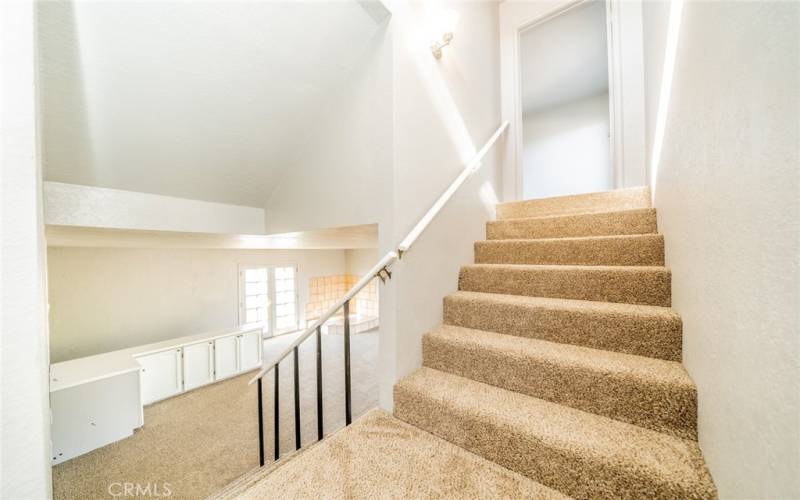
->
[212,409,566,500]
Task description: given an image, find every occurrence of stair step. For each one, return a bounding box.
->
[394,368,716,500]
[475,234,664,266]
[459,264,671,307]
[443,291,681,361]
[487,208,658,240]
[497,187,651,220]
[423,325,696,439]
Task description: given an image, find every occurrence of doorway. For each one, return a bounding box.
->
[500,0,647,201]
[519,0,611,200]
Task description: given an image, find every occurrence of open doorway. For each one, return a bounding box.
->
[519,0,611,199]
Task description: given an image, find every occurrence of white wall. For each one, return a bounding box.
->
[522,92,612,199]
[377,0,502,410]
[345,248,379,276]
[645,1,800,497]
[45,182,266,235]
[264,23,392,234]
[0,1,53,497]
[47,248,347,362]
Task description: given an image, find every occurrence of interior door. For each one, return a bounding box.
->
[137,349,183,404]
[214,335,239,380]
[238,330,262,372]
[183,341,214,390]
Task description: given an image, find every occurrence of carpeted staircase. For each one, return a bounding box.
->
[212,187,717,500]
[394,186,717,499]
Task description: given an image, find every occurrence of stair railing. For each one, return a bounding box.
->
[249,121,509,465]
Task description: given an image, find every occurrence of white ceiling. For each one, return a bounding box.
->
[45,223,378,250]
[519,0,609,115]
[37,1,386,208]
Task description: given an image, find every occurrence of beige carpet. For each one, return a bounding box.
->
[212,409,568,500]
[393,187,718,499]
[52,329,378,500]
[200,187,717,499]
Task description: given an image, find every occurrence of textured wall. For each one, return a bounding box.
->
[0,0,53,496]
[378,0,503,410]
[651,2,800,497]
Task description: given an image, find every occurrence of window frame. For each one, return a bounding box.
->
[238,263,299,336]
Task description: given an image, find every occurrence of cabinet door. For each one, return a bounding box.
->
[137,349,182,405]
[183,341,214,390]
[238,330,262,372]
[214,335,239,380]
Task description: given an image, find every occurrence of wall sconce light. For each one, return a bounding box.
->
[431,32,454,59]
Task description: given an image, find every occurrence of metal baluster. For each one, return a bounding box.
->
[274,364,280,461]
[344,300,352,426]
[316,325,323,441]
[257,378,265,466]
[293,346,301,450]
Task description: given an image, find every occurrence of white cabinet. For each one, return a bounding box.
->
[238,330,262,372]
[137,349,183,405]
[214,335,239,380]
[183,341,214,390]
[50,369,142,465]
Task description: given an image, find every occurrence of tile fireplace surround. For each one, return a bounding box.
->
[305,274,379,328]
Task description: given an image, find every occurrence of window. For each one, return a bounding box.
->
[239,264,298,335]
[273,266,298,333]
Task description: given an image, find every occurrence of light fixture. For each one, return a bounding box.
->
[431,32,453,59]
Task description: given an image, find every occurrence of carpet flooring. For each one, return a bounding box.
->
[212,409,568,500]
[52,329,378,500]
[212,187,716,499]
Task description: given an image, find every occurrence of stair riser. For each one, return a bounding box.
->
[475,236,665,266]
[394,385,706,500]
[443,296,682,361]
[459,266,672,307]
[486,209,658,240]
[422,335,697,440]
[496,187,651,220]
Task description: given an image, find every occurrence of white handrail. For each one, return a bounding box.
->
[248,121,508,384]
[397,121,509,254]
[249,251,398,384]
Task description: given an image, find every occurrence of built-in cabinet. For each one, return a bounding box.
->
[138,348,183,404]
[183,341,214,391]
[239,330,261,372]
[136,329,262,405]
[214,335,239,379]
[50,326,264,464]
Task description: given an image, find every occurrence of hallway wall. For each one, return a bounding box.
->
[522,92,612,199]
[645,1,800,497]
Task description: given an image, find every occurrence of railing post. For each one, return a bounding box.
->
[274,364,280,461]
[344,300,352,426]
[257,378,264,466]
[293,346,301,450]
[316,325,323,441]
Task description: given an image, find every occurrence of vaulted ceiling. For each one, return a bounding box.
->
[37,1,386,207]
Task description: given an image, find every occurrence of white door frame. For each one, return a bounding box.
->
[499,0,647,202]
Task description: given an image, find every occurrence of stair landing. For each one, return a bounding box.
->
[210,409,566,499]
